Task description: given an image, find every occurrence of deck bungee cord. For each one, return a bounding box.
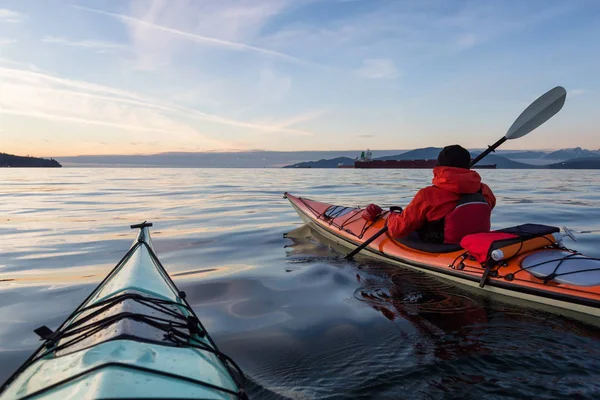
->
[0,222,248,400]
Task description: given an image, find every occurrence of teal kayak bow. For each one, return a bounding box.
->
[0,222,247,400]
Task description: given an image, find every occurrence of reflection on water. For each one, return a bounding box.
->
[1,168,600,399]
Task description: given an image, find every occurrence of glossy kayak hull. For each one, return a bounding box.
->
[285,193,600,322]
[0,222,246,400]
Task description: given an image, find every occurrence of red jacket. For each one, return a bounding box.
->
[387,166,496,239]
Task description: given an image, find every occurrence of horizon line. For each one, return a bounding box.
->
[31,145,598,159]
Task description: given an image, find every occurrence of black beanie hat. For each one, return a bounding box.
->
[436,145,471,169]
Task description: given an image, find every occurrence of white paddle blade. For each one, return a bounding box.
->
[506,86,567,140]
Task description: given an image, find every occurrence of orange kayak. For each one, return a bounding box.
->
[284,192,600,322]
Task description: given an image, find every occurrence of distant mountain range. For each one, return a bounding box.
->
[56,150,409,168]
[283,147,600,169]
[283,157,356,169]
[375,147,442,161]
[1,153,62,168]
[2,146,590,169]
[501,147,600,160]
[546,157,600,169]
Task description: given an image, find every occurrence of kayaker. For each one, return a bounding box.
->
[372,145,496,244]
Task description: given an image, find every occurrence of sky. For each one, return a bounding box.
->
[0,0,599,157]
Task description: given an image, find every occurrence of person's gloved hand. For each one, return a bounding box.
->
[362,203,383,221]
[385,206,403,228]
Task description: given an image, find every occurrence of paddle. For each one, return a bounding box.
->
[345,86,567,261]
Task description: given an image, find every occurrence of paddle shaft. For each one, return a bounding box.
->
[345,226,388,260]
[469,137,507,167]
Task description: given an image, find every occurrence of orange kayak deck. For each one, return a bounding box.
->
[284,192,600,321]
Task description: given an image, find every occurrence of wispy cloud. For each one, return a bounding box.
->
[181,107,317,136]
[0,66,317,141]
[0,68,216,143]
[0,8,26,23]
[269,110,328,129]
[0,39,17,46]
[265,1,576,74]
[355,59,400,79]
[42,36,125,53]
[0,57,44,72]
[1,108,194,136]
[74,5,305,64]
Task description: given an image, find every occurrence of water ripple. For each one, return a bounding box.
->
[0,168,599,399]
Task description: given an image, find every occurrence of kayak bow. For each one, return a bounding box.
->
[0,222,247,400]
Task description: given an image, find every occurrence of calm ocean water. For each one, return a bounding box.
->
[1,168,600,399]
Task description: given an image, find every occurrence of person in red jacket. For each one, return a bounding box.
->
[383,145,496,244]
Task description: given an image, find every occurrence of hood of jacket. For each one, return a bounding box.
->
[432,166,482,194]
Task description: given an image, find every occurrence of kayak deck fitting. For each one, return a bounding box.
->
[0,222,247,400]
[284,192,600,322]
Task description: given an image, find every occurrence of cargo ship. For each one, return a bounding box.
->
[341,150,497,169]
